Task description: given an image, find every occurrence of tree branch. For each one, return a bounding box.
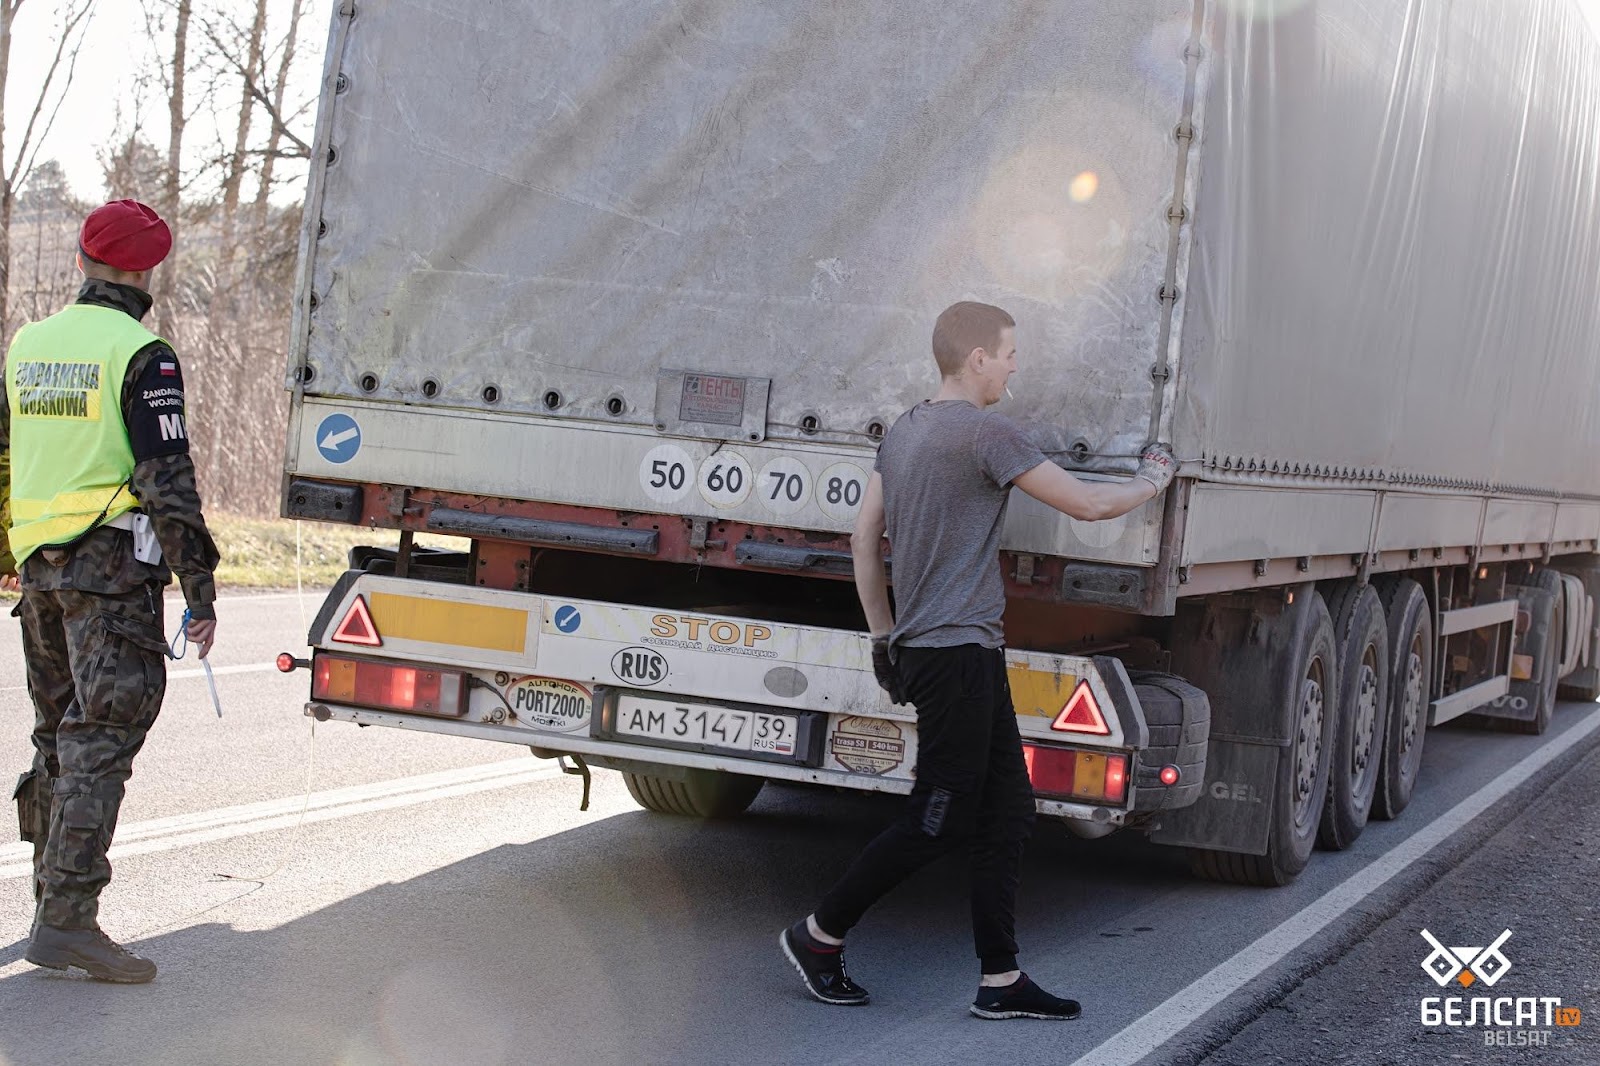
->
[6,0,96,191]
[16,0,96,191]
[196,12,311,160]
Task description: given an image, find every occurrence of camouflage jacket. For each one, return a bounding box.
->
[1,280,220,619]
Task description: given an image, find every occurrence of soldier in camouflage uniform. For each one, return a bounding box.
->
[4,200,219,983]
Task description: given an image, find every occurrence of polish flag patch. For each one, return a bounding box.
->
[159,361,177,376]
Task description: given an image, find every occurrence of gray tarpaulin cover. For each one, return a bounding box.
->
[299,0,1600,495]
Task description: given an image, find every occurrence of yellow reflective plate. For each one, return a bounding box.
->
[366,592,528,654]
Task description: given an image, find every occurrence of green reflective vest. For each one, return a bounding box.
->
[5,304,162,563]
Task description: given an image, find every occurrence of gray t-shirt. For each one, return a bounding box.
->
[874,400,1047,649]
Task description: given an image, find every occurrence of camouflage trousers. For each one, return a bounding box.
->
[14,583,167,930]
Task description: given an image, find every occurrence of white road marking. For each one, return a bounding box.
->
[171,662,279,681]
[0,757,563,880]
[1070,709,1600,1066]
[0,661,281,694]
[195,590,326,605]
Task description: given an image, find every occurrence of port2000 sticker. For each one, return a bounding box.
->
[505,677,592,732]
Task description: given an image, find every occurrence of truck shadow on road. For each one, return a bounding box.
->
[0,780,1193,1065]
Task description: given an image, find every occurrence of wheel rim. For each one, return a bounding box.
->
[1399,635,1425,778]
[1350,645,1380,796]
[1294,655,1327,828]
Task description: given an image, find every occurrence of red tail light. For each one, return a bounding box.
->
[1104,755,1127,803]
[312,653,467,717]
[1022,745,1128,805]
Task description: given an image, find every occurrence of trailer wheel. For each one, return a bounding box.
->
[1507,569,1564,736]
[622,768,764,818]
[1372,578,1432,820]
[1189,590,1338,887]
[1556,557,1600,702]
[1317,583,1389,850]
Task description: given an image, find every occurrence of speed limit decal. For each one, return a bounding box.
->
[639,444,694,505]
[817,462,868,522]
[698,451,754,508]
[757,456,812,517]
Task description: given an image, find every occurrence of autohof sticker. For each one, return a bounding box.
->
[829,716,906,775]
[506,676,592,733]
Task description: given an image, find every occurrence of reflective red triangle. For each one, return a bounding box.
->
[1051,680,1108,735]
[332,595,382,646]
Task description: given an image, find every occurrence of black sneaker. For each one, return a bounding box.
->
[970,973,1080,1020]
[779,919,870,1006]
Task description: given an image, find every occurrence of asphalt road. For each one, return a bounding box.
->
[1,591,1597,1066]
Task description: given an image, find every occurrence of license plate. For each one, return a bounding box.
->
[609,693,815,765]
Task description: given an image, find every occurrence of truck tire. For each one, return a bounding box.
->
[1372,578,1432,821]
[1507,569,1564,736]
[1128,671,1209,809]
[1556,557,1600,702]
[622,767,764,818]
[1317,583,1389,850]
[1189,590,1339,887]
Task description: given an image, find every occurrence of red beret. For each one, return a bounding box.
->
[80,199,172,272]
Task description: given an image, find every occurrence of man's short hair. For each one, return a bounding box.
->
[932,301,1015,376]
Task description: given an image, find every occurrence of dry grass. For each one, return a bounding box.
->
[211,513,465,590]
[0,515,463,599]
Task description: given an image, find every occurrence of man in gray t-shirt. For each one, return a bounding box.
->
[781,301,1176,1020]
[875,400,1047,650]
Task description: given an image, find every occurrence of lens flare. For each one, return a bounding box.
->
[1068,171,1099,203]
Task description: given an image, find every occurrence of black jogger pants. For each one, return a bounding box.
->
[814,644,1036,974]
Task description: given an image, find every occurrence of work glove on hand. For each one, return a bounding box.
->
[871,637,908,705]
[1135,443,1178,493]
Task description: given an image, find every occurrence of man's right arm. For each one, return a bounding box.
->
[122,345,221,650]
[850,472,895,637]
[1013,461,1159,522]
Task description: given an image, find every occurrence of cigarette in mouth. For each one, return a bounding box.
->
[1005,386,1014,400]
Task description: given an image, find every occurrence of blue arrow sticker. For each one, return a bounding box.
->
[553,606,582,633]
[315,413,362,465]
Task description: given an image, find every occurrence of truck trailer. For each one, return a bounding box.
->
[279,0,1600,886]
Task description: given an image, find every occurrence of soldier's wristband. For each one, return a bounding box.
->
[186,603,217,621]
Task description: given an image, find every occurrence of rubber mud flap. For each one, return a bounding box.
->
[1147,739,1276,853]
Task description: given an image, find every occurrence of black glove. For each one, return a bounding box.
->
[872,638,908,705]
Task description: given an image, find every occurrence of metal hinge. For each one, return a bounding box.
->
[688,518,725,552]
[1015,554,1036,586]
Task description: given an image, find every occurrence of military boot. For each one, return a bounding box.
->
[26,924,157,983]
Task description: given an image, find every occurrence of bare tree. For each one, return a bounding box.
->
[0,0,96,333]
[138,0,191,328]
[250,0,303,234]
[206,0,267,327]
